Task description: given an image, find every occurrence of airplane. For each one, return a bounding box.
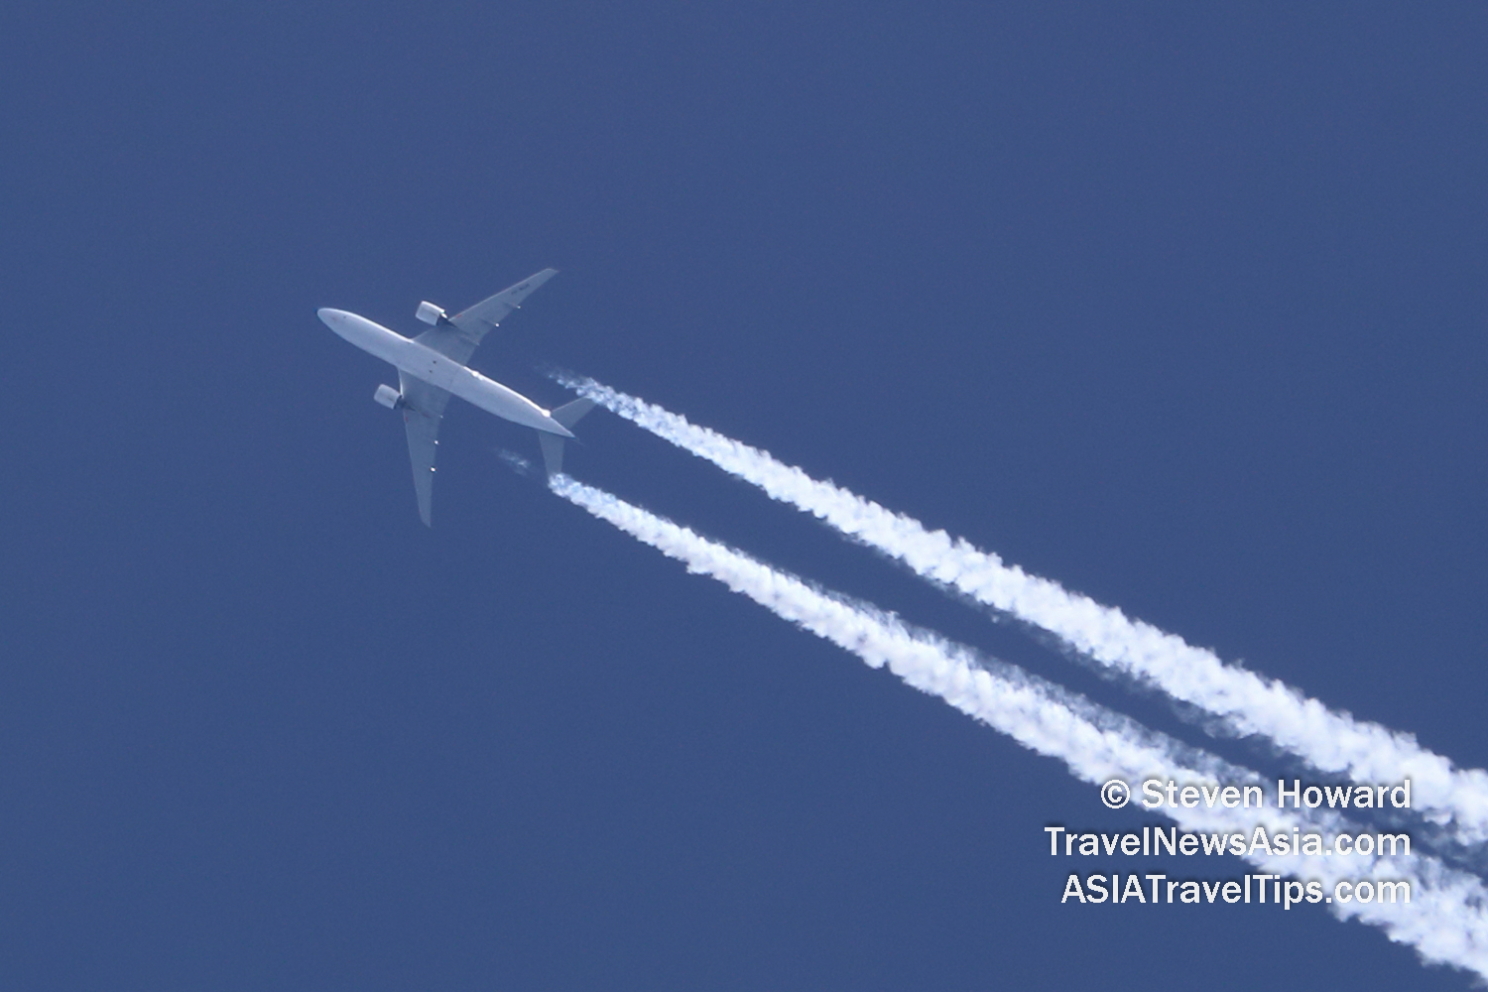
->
[318,268,593,526]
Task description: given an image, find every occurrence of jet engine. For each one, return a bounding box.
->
[415,301,447,325]
[373,384,403,410]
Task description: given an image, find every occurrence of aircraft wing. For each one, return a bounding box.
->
[414,268,558,365]
[397,371,454,526]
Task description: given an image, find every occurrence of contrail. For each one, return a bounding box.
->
[554,374,1488,846]
[548,474,1488,979]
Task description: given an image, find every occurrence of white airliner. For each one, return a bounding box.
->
[319,268,592,526]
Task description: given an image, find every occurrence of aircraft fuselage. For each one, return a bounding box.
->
[318,308,572,437]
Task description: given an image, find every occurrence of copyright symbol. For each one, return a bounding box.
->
[1101,780,1131,809]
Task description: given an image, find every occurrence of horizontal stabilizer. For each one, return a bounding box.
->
[540,398,597,476]
[538,432,567,477]
[551,397,596,430]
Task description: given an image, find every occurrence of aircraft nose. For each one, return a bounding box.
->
[317,307,343,328]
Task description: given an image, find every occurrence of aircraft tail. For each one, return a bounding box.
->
[551,397,595,430]
[539,398,597,476]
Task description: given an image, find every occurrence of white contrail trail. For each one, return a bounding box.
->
[554,374,1488,845]
[548,474,1488,979]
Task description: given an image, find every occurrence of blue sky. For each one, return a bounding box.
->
[3,3,1487,988]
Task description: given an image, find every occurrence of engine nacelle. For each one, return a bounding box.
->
[373,384,403,409]
[415,301,447,326]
